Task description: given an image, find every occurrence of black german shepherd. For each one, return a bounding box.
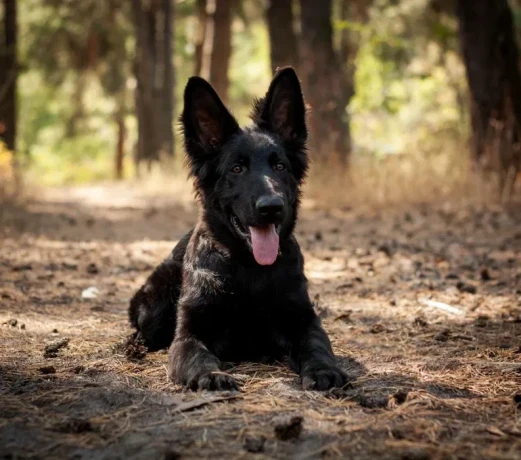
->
[128,67,348,391]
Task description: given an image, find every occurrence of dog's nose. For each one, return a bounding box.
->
[256,195,284,218]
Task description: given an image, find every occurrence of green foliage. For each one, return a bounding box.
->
[15,0,474,185]
[350,0,466,156]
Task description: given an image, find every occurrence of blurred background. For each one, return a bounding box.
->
[1,0,521,205]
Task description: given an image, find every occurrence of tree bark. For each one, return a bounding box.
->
[457,0,521,194]
[208,0,233,103]
[114,111,126,180]
[132,0,174,167]
[194,0,207,75]
[299,0,352,165]
[160,0,174,158]
[266,0,298,73]
[0,0,17,153]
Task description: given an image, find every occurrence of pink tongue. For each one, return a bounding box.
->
[249,224,279,265]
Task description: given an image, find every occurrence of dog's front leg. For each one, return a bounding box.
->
[168,336,238,391]
[291,316,348,391]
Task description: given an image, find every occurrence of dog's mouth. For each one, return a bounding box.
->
[231,215,281,266]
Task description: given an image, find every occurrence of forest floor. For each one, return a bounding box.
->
[1,183,521,459]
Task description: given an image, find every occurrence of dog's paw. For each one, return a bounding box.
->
[301,366,348,391]
[187,372,239,392]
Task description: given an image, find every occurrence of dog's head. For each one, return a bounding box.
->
[181,67,308,266]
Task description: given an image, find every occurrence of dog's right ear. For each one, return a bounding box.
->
[181,77,239,157]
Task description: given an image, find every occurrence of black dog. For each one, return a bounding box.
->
[128,67,348,391]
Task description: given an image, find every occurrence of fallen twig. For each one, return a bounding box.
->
[419,298,464,316]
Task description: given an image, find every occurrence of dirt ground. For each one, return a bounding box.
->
[1,183,521,459]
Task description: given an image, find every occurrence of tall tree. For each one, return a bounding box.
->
[194,0,207,76]
[0,0,17,153]
[338,0,370,90]
[207,0,233,103]
[132,0,174,167]
[457,0,521,194]
[299,0,352,165]
[266,0,298,72]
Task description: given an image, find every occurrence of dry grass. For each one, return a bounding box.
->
[306,150,516,210]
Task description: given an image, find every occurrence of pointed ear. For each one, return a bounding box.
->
[181,76,239,153]
[251,67,307,143]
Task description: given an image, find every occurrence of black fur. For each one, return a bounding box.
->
[128,68,348,391]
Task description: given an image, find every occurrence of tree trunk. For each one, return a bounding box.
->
[65,73,86,138]
[299,0,352,165]
[339,0,370,86]
[132,0,174,167]
[208,0,233,103]
[0,0,17,153]
[114,111,126,180]
[194,0,207,75]
[266,0,298,73]
[159,0,174,159]
[457,0,521,195]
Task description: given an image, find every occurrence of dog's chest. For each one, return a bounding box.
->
[231,257,293,291]
[206,265,295,360]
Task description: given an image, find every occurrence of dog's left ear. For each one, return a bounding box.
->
[251,67,308,182]
[252,67,307,144]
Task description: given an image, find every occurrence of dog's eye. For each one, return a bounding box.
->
[274,162,286,172]
[231,165,243,174]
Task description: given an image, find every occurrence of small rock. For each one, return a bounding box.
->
[20,323,25,330]
[274,415,303,441]
[377,244,392,257]
[44,338,70,358]
[413,317,428,328]
[445,273,460,280]
[4,318,17,327]
[243,435,266,453]
[370,323,386,334]
[357,394,389,409]
[314,231,323,241]
[475,315,489,328]
[480,267,492,281]
[457,282,477,294]
[39,366,56,375]
[52,328,59,333]
[81,286,99,300]
[86,263,99,275]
